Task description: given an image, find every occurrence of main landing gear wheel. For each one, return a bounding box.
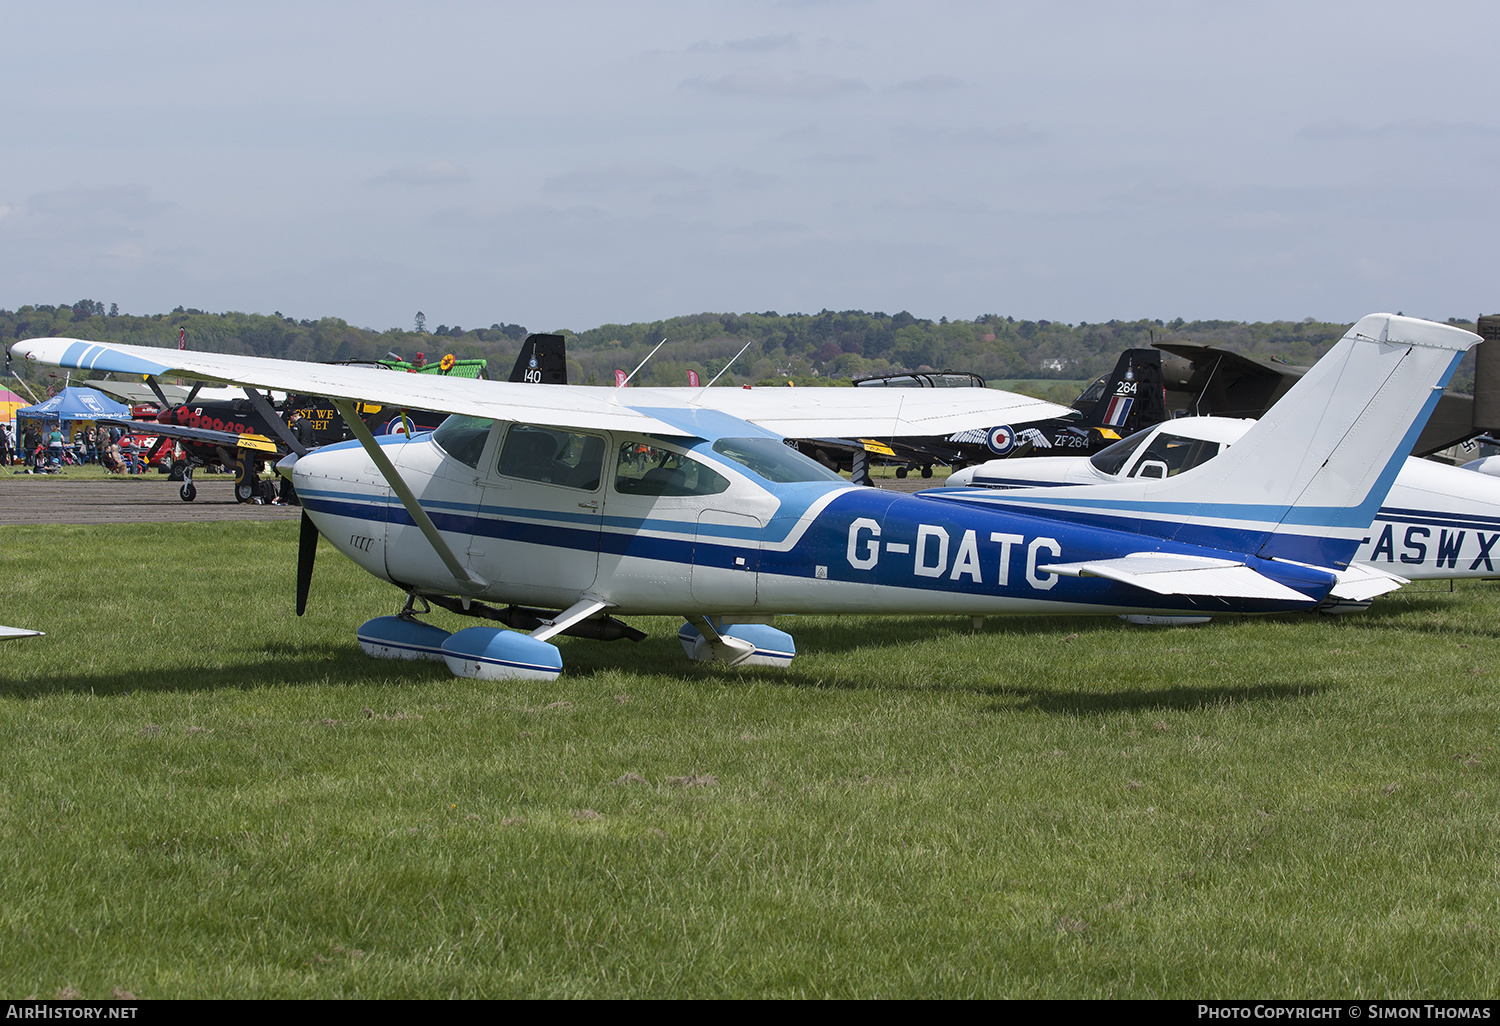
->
[921,465,933,479]
[180,482,196,502]
[895,466,908,479]
[233,455,258,503]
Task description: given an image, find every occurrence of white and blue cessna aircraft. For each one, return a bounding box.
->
[13,313,1480,680]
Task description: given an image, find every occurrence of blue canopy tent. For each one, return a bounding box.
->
[15,387,132,468]
[15,386,129,423]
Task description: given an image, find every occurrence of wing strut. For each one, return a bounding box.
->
[530,595,610,642]
[331,398,488,595]
[242,387,307,456]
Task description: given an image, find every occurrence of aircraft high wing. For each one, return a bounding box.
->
[13,313,1480,681]
[16,338,1070,441]
[85,332,574,503]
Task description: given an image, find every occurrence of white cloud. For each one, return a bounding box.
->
[542,164,702,195]
[1297,119,1500,141]
[892,74,964,93]
[678,69,867,98]
[366,161,472,187]
[686,33,798,53]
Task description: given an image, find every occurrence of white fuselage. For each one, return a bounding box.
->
[291,425,1341,620]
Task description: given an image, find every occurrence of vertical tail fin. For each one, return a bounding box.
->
[1080,348,1166,434]
[1148,314,1480,565]
[972,315,1481,570]
[508,334,568,384]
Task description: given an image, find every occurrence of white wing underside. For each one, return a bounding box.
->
[627,386,1069,438]
[1043,552,1312,601]
[12,339,1070,439]
[0,626,44,639]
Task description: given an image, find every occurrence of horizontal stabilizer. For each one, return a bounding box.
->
[1332,563,1408,601]
[1043,552,1311,601]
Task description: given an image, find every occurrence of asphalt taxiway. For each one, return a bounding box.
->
[0,477,304,525]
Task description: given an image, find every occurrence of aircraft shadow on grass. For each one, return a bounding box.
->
[8,597,1480,702]
[980,681,1330,717]
[0,641,452,699]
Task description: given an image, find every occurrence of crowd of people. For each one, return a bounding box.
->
[2,420,144,474]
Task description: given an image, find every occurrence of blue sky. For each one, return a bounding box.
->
[2,1,1496,331]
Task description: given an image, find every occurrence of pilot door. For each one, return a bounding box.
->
[473,424,607,607]
[607,438,762,611]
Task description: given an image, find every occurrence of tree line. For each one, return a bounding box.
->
[2,300,1482,397]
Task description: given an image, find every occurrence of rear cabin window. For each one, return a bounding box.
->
[615,442,729,497]
[432,415,492,469]
[1127,433,1222,479]
[497,425,605,490]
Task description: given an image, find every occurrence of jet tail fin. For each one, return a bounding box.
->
[509,334,569,384]
[1080,348,1166,433]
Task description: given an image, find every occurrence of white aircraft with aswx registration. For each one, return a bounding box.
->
[13,313,1479,680]
[948,414,1500,585]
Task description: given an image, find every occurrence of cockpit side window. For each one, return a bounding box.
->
[1126,433,1221,478]
[614,442,730,497]
[497,425,606,490]
[432,415,493,469]
[1089,429,1152,476]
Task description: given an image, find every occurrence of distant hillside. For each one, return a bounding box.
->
[3,301,1481,395]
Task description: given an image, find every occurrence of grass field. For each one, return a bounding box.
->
[3,522,1498,998]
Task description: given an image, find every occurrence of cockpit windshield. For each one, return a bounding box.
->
[432,415,492,468]
[710,437,845,483]
[1088,429,1152,475]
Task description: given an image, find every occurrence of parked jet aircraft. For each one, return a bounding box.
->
[14,314,1478,681]
[951,348,1168,462]
[948,415,1500,583]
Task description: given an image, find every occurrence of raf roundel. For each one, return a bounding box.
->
[986,424,1017,456]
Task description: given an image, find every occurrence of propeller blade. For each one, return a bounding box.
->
[296,511,319,616]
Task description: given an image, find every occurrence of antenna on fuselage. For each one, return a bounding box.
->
[694,338,757,401]
[619,338,667,388]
